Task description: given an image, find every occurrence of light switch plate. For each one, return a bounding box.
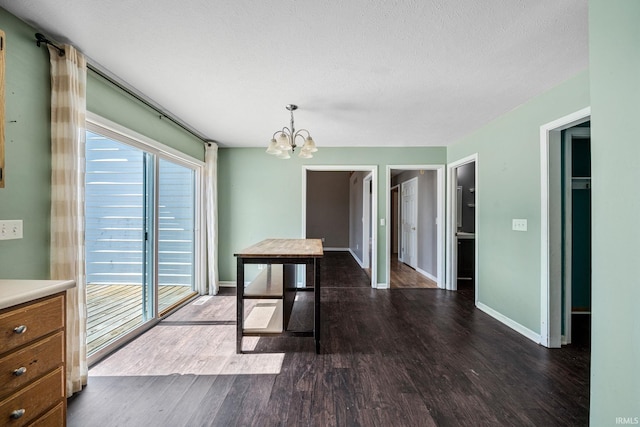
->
[512,219,527,232]
[0,220,23,240]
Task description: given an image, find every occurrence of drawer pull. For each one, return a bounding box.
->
[10,409,26,419]
[13,325,28,334]
[13,367,27,376]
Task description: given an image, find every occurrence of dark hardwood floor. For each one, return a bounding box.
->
[68,251,590,426]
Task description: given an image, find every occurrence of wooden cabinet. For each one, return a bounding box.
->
[0,293,66,426]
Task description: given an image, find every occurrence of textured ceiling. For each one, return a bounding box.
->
[0,0,588,148]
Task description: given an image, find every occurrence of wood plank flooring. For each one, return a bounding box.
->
[390,255,438,288]
[87,284,196,354]
[70,251,589,426]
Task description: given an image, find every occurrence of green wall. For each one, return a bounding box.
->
[0,10,51,278]
[87,72,204,161]
[218,147,446,282]
[589,0,640,423]
[0,8,203,279]
[447,71,590,333]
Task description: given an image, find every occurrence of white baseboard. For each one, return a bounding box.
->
[219,281,236,288]
[348,248,366,268]
[376,282,389,289]
[476,302,541,344]
[416,267,437,283]
[323,247,350,252]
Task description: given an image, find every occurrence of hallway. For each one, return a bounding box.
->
[69,252,589,426]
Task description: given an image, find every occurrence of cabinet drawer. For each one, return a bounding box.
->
[0,295,65,354]
[29,401,65,427]
[0,367,64,427]
[0,331,64,397]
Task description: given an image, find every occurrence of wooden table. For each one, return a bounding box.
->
[234,239,323,354]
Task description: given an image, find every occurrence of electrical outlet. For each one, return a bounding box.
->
[0,220,24,240]
[512,219,527,232]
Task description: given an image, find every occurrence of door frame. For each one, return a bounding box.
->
[446,154,478,298]
[362,173,373,269]
[390,185,400,260]
[539,107,590,348]
[302,165,378,288]
[385,165,445,288]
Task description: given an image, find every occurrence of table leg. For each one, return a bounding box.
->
[236,258,244,354]
[314,258,321,354]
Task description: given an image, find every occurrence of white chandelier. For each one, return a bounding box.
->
[266,104,317,159]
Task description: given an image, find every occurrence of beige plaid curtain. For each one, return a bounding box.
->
[204,143,219,295]
[48,44,88,396]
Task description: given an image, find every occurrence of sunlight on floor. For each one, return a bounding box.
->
[89,297,285,377]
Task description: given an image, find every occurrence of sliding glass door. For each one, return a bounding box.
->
[85,123,200,360]
[158,158,196,314]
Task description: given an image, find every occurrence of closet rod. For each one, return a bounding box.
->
[34,33,212,146]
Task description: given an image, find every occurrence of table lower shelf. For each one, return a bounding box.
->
[243,300,283,334]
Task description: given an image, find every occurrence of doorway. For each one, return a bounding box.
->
[386,165,445,288]
[303,165,378,288]
[446,155,478,300]
[559,125,591,345]
[540,107,591,348]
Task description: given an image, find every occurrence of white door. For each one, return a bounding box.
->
[401,178,418,268]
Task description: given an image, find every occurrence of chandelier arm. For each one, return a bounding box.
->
[293,132,308,145]
[272,128,291,139]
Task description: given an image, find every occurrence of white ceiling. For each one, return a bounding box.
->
[1,0,588,148]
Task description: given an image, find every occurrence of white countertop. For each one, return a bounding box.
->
[0,279,76,310]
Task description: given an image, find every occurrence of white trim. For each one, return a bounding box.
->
[363,173,373,269]
[303,165,378,288]
[446,154,478,299]
[349,248,365,268]
[476,302,541,344]
[416,267,438,283]
[390,184,401,261]
[323,247,350,252]
[539,107,590,348]
[219,281,236,288]
[86,112,205,168]
[385,165,445,289]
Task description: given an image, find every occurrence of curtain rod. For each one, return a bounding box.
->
[34,33,213,147]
